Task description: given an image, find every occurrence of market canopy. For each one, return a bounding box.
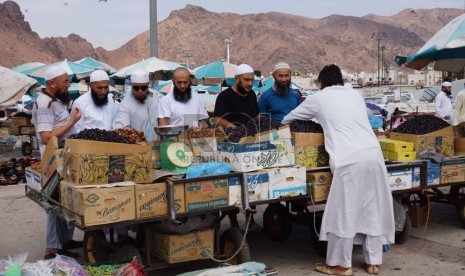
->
[193,61,238,79]
[21,59,95,85]
[11,62,45,74]
[396,13,465,72]
[75,57,116,74]
[111,57,186,80]
[0,66,37,107]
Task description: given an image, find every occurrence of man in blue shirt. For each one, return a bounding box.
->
[258,62,301,122]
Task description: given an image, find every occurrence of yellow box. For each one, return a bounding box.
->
[184,178,229,212]
[135,183,185,219]
[153,228,214,264]
[307,171,332,202]
[62,139,153,185]
[383,150,416,161]
[390,126,454,156]
[378,138,414,152]
[60,181,136,227]
[292,132,329,168]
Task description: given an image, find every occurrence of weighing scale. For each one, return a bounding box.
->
[155,125,193,173]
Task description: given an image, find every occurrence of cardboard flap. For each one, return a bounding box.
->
[60,180,136,189]
[64,139,150,154]
[41,136,62,186]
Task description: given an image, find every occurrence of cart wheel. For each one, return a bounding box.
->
[263,203,292,242]
[21,142,32,156]
[310,214,327,258]
[450,185,465,200]
[220,227,251,265]
[84,230,109,263]
[456,201,465,228]
[395,214,411,244]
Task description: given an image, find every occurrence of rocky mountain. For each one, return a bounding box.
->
[0,1,463,74]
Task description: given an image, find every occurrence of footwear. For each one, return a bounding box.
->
[63,240,83,250]
[44,249,79,260]
[314,263,353,275]
[365,264,379,275]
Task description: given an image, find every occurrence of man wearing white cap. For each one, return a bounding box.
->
[72,70,116,132]
[435,81,453,124]
[214,64,259,129]
[258,62,301,122]
[113,68,159,141]
[31,65,82,259]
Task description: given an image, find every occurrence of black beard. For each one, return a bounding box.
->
[236,83,249,96]
[274,81,291,94]
[91,89,109,107]
[444,90,452,96]
[56,89,71,105]
[173,85,192,103]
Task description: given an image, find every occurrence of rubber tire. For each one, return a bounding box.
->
[220,227,251,265]
[395,214,411,245]
[83,230,109,263]
[263,203,292,242]
[21,142,32,156]
[310,214,327,258]
[450,185,465,200]
[456,201,465,228]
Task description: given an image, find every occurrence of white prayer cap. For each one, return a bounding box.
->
[130,68,149,83]
[44,65,67,81]
[273,62,291,73]
[90,70,109,82]
[235,64,254,76]
[442,81,451,87]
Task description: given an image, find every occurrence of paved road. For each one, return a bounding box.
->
[0,183,464,275]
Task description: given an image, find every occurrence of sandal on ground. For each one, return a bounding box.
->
[365,264,379,275]
[314,263,354,275]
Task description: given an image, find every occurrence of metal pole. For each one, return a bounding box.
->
[377,33,380,87]
[149,0,158,58]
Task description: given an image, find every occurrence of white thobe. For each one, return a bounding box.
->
[282,85,394,244]
[158,92,209,127]
[71,90,116,133]
[435,91,453,124]
[454,90,465,125]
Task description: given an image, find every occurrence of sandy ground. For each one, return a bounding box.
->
[0,182,464,275]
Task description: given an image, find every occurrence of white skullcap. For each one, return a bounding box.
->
[44,65,67,81]
[442,81,451,87]
[235,64,254,76]
[344,83,353,88]
[90,70,109,82]
[130,68,149,83]
[273,62,291,73]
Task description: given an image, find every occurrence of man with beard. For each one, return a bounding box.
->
[32,65,82,259]
[113,68,159,141]
[435,81,454,124]
[72,70,116,132]
[258,62,301,122]
[158,67,208,127]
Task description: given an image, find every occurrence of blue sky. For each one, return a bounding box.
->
[4,0,464,50]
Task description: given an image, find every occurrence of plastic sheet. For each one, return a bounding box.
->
[186,162,231,178]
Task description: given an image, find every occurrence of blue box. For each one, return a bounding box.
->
[412,161,440,187]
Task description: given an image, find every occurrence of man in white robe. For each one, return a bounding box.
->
[282,64,394,275]
[435,81,453,124]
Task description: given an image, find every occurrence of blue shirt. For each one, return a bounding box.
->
[258,87,301,122]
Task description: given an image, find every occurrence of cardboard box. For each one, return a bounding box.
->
[217,138,295,172]
[268,166,306,199]
[25,167,41,191]
[390,126,454,156]
[408,205,428,227]
[135,183,185,218]
[60,181,136,227]
[307,170,333,202]
[228,170,269,204]
[292,132,329,168]
[11,116,31,126]
[190,136,218,160]
[440,157,465,184]
[153,228,214,264]
[185,178,229,212]
[41,137,63,188]
[454,138,465,154]
[62,139,153,185]
[412,161,440,187]
[387,167,413,191]
[378,138,414,152]
[383,150,416,161]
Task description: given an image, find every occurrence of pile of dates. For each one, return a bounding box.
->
[68,129,134,144]
[290,120,323,133]
[393,115,450,135]
[114,128,146,143]
[188,128,224,139]
[0,158,37,185]
[225,117,283,143]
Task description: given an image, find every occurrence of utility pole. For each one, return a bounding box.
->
[149,0,158,58]
[224,38,231,63]
[181,50,194,68]
[372,31,386,87]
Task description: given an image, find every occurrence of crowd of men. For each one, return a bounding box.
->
[32,62,396,275]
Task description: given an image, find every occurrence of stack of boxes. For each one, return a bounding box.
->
[379,138,416,162]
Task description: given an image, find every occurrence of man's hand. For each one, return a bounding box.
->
[70,107,82,124]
